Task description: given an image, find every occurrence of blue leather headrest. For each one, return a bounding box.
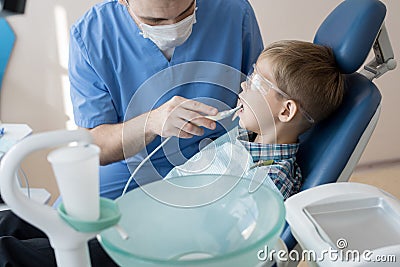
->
[314,0,386,74]
[298,74,381,190]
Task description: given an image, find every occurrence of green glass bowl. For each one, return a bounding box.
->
[58,197,121,233]
[98,174,285,267]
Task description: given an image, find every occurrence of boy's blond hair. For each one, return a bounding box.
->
[259,40,344,123]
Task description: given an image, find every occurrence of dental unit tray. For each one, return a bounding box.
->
[285,182,400,266]
[303,197,400,252]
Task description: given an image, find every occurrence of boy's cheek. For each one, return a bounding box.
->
[239,111,258,130]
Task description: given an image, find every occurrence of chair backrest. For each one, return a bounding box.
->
[299,0,385,189]
[0,18,15,90]
[282,0,387,250]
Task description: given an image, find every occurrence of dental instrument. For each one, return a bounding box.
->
[205,105,242,121]
[121,105,243,196]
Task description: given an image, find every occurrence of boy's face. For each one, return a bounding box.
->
[236,60,284,135]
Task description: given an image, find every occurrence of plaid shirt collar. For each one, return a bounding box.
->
[237,128,299,163]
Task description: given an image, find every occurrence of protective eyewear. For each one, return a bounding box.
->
[245,64,315,124]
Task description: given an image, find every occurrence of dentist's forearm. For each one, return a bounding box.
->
[88,96,218,165]
[89,112,157,166]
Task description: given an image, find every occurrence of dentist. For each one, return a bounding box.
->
[0,0,263,266]
[69,0,263,199]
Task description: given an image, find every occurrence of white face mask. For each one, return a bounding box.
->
[126,1,197,50]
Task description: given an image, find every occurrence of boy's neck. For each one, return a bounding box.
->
[254,134,298,144]
[253,128,299,144]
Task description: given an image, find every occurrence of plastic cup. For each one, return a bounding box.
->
[48,144,100,221]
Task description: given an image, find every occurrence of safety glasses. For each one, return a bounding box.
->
[245,64,315,124]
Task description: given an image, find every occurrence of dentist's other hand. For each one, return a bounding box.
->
[147,96,218,138]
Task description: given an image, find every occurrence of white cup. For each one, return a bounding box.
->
[48,144,100,221]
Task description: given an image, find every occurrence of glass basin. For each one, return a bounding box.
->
[98,174,285,267]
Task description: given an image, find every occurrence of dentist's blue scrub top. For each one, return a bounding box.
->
[69,0,263,199]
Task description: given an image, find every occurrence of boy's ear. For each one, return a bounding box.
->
[278,100,298,123]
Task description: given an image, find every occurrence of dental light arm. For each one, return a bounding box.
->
[360,23,397,80]
[0,0,26,17]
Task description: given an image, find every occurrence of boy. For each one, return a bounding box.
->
[166,40,345,199]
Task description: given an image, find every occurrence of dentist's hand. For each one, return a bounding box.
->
[147,96,218,138]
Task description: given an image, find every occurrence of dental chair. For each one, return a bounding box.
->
[281,0,397,251]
